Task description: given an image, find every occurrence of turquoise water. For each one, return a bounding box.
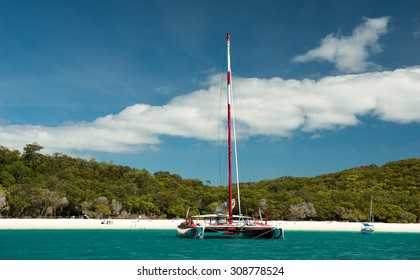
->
[0,230,419,260]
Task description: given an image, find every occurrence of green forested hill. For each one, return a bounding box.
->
[0,143,419,222]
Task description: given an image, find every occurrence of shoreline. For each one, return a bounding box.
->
[1,218,419,232]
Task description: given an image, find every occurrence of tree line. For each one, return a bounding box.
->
[0,143,419,223]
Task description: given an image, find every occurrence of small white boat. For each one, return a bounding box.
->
[361,196,374,234]
[361,222,374,234]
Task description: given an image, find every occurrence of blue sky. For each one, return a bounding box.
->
[0,0,419,184]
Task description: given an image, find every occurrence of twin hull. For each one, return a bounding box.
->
[177,222,283,239]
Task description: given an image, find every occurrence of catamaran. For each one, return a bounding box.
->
[361,196,374,234]
[176,33,283,239]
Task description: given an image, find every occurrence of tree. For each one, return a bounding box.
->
[110,199,123,216]
[0,146,20,164]
[288,202,317,220]
[95,204,111,219]
[0,143,419,222]
[22,142,43,161]
[40,190,62,217]
[0,171,16,187]
[0,190,10,217]
[8,161,32,183]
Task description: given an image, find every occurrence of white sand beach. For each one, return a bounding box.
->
[0,218,419,232]
[277,220,420,232]
[0,218,181,230]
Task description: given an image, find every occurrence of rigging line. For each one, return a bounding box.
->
[194,78,218,182]
[194,38,227,186]
[230,67,242,216]
[230,74,256,183]
[251,228,276,240]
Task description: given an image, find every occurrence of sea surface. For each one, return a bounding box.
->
[0,229,419,260]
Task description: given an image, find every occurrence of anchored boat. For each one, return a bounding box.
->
[361,196,374,234]
[176,33,283,239]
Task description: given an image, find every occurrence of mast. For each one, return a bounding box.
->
[227,33,233,224]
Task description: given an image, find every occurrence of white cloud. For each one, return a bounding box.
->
[293,17,390,72]
[1,67,420,155]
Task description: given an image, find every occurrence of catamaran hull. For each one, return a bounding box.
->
[240,227,283,239]
[177,224,283,239]
[176,223,204,238]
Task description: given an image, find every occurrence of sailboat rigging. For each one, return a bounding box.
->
[176,33,283,239]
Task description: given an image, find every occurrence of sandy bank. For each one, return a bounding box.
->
[277,221,420,232]
[1,219,419,232]
[0,218,182,230]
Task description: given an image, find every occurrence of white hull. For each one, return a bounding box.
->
[361,223,374,234]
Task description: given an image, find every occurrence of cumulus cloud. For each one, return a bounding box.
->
[1,67,420,154]
[293,17,390,72]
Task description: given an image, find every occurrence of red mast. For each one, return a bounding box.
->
[227,33,233,224]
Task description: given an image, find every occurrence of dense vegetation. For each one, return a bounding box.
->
[0,143,419,223]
